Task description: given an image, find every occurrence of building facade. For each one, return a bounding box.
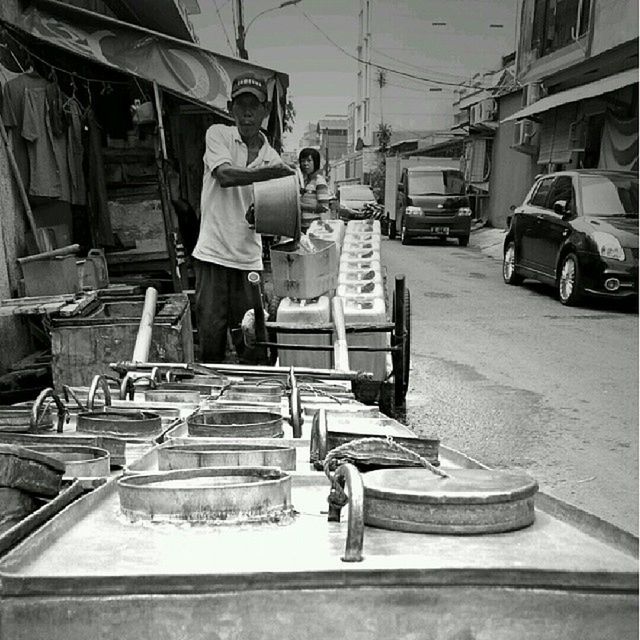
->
[354,0,519,150]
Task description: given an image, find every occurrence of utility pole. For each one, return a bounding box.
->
[377,69,386,125]
[235,0,248,60]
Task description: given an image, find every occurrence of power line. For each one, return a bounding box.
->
[299,9,498,90]
[213,0,235,55]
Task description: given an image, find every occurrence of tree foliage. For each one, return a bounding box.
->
[283,99,296,135]
[369,123,393,202]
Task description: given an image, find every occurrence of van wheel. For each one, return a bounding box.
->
[458,234,470,247]
[401,223,410,245]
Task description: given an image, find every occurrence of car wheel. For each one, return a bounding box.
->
[558,252,583,306]
[503,241,523,285]
[458,234,470,247]
[401,223,410,245]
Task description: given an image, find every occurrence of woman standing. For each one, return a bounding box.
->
[298,147,331,232]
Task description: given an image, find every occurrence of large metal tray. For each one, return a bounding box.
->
[0,444,636,640]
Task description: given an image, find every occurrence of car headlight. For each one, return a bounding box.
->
[593,232,625,261]
[405,206,423,216]
[457,207,473,216]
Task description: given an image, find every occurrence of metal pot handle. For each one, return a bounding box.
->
[328,463,365,563]
[62,385,87,412]
[119,371,156,400]
[31,387,68,433]
[87,374,113,411]
[288,366,303,438]
[310,407,328,468]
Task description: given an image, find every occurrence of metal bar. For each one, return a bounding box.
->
[110,361,367,381]
[258,341,401,353]
[265,322,395,334]
[393,274,406,407]
[248,272,268,364]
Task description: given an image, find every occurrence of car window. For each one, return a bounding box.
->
[547,176,575,214]
[408,170,465,196]
[579,175,639,217]
[529,177,554,208]
[341,186,375,201]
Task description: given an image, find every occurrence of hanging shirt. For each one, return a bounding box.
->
[193,125,283,271]
[65,99,86,205]
[22,86,63,199]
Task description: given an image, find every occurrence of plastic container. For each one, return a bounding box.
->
[339,296,388,381]
[270,238,338,299]
[336,281,385,300]
[337,268,383,287]
[346,220,381,235]
[276,296,332,369]
[340,247,381,262]
[307,220,345,248]
[338,258,382,273]
[341,237,381,252]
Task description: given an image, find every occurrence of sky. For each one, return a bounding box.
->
[190,1,518,151]
[190,0,360,151]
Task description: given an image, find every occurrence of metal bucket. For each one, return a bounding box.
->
[76,409,163,438]
[187,409,283,438]
[158,442,296,471]
[253,174,300,237]
[117,466,292,523]
[0,406,53,432]
[25,445,110,477]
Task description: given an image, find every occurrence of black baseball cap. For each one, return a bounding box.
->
[231,73,268,102]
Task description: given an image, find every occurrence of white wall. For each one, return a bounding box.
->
[591,0,639,57]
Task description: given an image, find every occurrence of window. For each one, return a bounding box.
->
[531,0,591,57]
[529,177,554,207]
[407,170,466,196]
[580,175,639,217]
[546,176,575,213]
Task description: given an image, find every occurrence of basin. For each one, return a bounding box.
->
[362,468,538,534]
[0,406,52,432]
[158,442,296,471]
[221,383,283,403]
[118,467,292,523]
[187,409,284,438]
[25,445,110,477]
[76,409,163,439]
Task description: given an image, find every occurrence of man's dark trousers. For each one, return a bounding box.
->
[195,259,258,363]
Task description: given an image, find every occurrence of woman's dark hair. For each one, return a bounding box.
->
[299,147,321,173]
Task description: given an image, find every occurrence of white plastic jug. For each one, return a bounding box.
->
[276,296,332,369]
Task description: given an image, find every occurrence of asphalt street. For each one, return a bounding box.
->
[381,228,639,534]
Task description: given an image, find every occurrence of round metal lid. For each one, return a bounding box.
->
[363,468,538,505]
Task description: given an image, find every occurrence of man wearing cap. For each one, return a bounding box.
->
[192,72,294,363]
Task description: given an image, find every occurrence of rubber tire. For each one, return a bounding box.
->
[503,241,523,285]
[388,219,397,240]
[458,234,470,247]
[392,287,411,399]
[558,252,583,306]
[400,223,410,245]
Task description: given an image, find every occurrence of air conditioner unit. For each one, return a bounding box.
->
[480,98,497,122]
[513,120,536,148]
[522,82,543,107]
[568,119,587,151]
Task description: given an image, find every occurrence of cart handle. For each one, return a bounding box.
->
[119,371,157,401]
[87,374,113,411]
[31,387,68,433]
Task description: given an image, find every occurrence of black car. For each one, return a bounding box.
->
[503,170,638,305]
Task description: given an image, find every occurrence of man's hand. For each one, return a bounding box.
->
[268,164,296,179]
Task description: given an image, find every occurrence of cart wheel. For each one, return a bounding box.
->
[392,286,411,398]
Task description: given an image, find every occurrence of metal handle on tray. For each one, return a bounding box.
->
[330,463,365,563]
[288,366,303,438]
[310,407,328,467]
[87,374,113,411]
[31,387,68,433]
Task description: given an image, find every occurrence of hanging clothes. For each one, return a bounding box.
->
[598,109,639,172]
[65,98,86,206]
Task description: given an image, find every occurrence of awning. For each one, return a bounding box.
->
[0,0,289,143]
[501,68,638,123]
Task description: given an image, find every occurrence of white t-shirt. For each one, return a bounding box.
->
[193,125,283,270]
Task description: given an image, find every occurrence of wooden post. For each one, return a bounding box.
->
[331,296,350,372]
[153,82,186,292]
[132,287,158,362]
[0,113,44,253]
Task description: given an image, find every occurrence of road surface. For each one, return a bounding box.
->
[381,232,639,534]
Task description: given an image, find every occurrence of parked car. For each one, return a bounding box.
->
[396,166,472,246]
[337,184,377,220]
[503,170,638,305]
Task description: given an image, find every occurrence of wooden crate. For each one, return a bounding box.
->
[50,293,193,388]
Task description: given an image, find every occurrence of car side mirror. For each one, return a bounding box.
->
[397,183,404,192]
[553,200,568,216]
